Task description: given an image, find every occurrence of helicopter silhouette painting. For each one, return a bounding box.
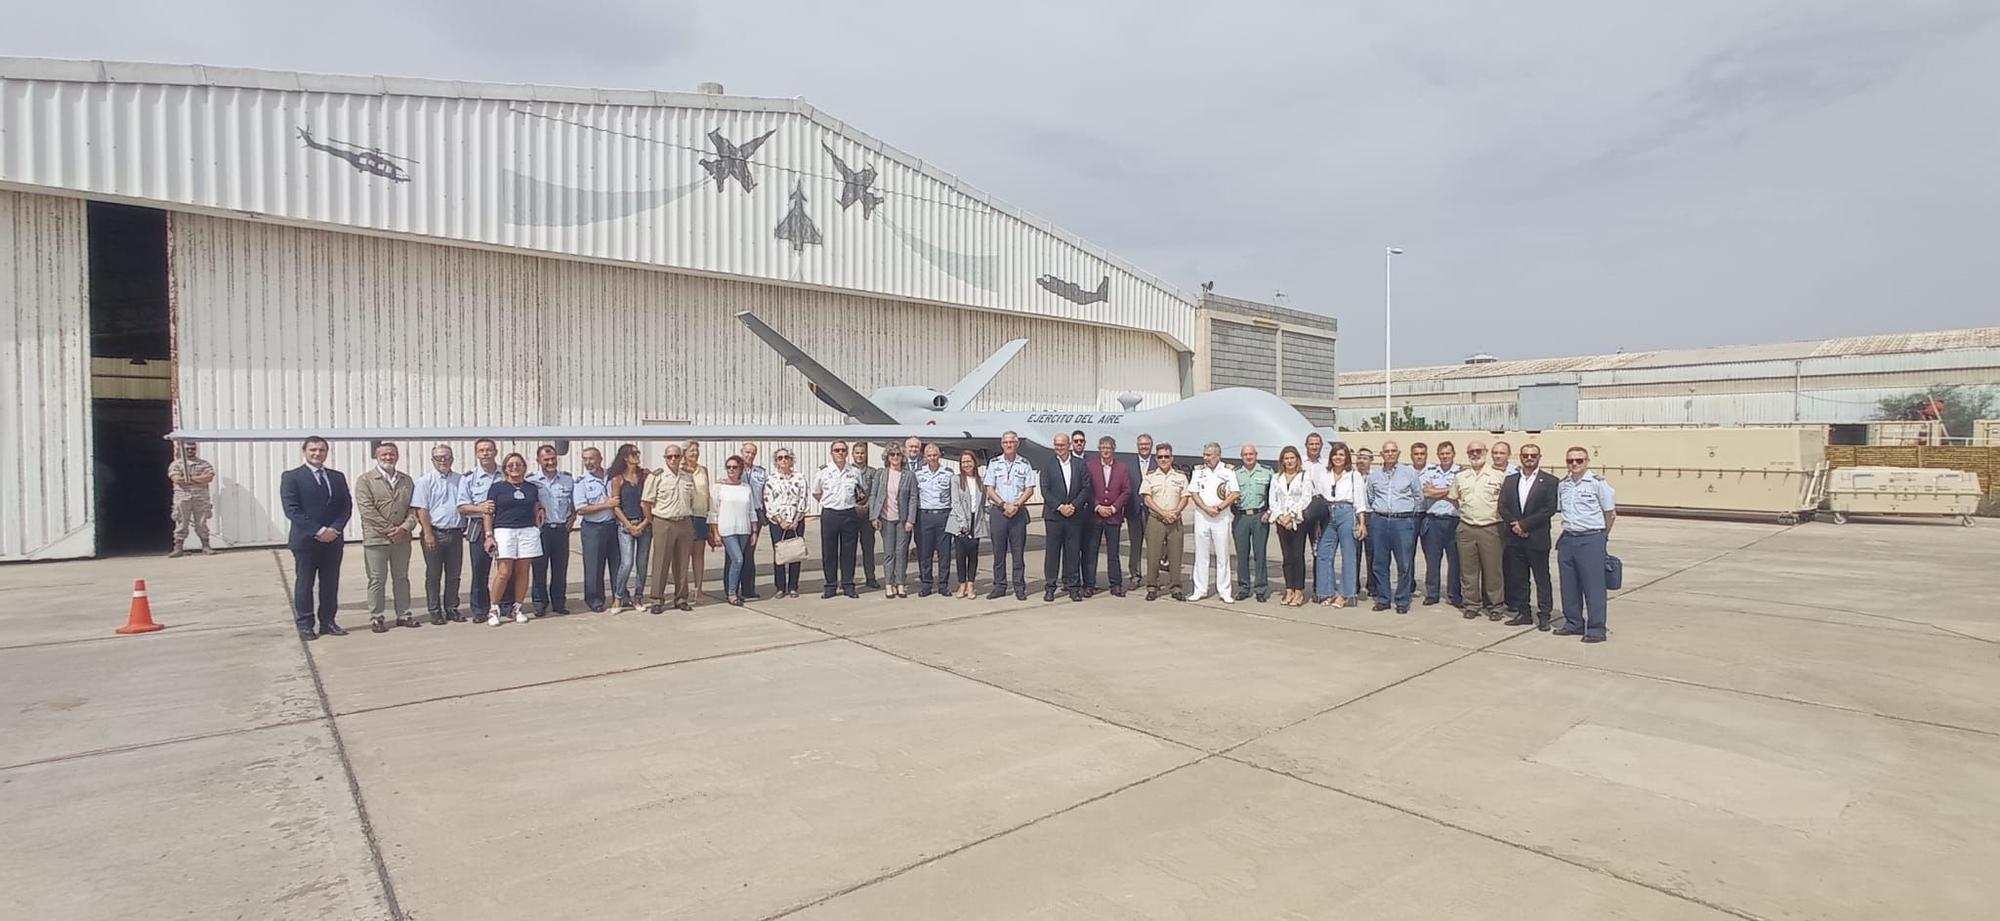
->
[296,127,417,183]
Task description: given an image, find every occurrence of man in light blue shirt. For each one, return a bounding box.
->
[527,444,578,615]
[913,442,955,597]
[982,431,1038,600]
[573,446,619,613]
[1555,446,1617,643]
[457,439,506,612]
[412,444,466,624]
[1415,441,1464,608]
[1364,440,1424,612]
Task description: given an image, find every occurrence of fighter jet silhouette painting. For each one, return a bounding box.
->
[700,128,778,193]
[774,182,823,253]
[296,128,416,183]
[1036,274,1110,305]
[822,143,885,219]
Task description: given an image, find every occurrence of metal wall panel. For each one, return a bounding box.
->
[1280,332,1337,402]
[170,214,1180,546]
[0,189,92,560]
[1209,320,1276,390]
[0,64,1197,350]
[1517,383,1579,430]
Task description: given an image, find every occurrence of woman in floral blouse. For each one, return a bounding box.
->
[762,448,809,597]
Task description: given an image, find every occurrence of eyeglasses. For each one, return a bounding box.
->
[1566,457,1587,465]
[832,447,848,453]
[726,464,742,471]
[1521,454,1541,460]
[1467,449,1486,455]
[665,454,683,462]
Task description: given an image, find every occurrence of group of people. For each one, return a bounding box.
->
[268,428,1616,644]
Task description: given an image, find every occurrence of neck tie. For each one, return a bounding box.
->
[313,468,327,492]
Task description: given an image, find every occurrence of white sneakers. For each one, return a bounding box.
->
[1220,594,1236,604]
[486,606,503,626]
[512,605,530,624]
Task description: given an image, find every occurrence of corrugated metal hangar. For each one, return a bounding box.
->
[1336,328,2000,432]
[0,57,1250,561]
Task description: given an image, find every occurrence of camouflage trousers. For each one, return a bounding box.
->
[172,495,213,547]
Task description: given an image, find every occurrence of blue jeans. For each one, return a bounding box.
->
[1558,530,1610,638]
[1314,504,1360,599]
[1419,514,1462,604]
[615,526,651,601]
[1371,515,1418,607]
[722,533,750,597]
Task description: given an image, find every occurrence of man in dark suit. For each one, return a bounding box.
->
[280,436,353,641]
[1499,442,1560,629]
[1039,432,1093,602]
[1083,434,1133,597]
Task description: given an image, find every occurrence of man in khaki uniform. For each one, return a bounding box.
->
[1447,440,1509,621]
[1141,442,1192,602]
[642,445,699,612]
[167,442,217,557]
[355,442,421,632]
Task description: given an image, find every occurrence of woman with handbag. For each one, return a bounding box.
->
[946,449,988,599]
[1269,445,1314,607]
[763,448,809,598]
[1315,443,1370,606]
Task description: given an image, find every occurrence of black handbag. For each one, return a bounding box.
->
[1303,495,1330,528]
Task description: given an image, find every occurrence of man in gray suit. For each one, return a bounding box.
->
[1126,432,1153,588]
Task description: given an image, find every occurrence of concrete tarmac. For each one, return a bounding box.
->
[2,516,1996,920]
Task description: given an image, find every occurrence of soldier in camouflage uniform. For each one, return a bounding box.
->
[168,441,217,557]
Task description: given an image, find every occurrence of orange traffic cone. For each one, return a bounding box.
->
[116,579,165,635]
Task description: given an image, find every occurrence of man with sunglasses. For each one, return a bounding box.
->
[1140,443,1191,601]
[1555,447,1617,642]
[642,445,699,612]
[1500,443,1560,629]
[815,441,866,598]
[982,432,1037,600]
[1446,440,1507,621]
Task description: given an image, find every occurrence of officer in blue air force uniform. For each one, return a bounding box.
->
[1554,446,1617,643]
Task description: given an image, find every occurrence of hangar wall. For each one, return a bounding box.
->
[0,190,92,561]
[170,213,1184,547]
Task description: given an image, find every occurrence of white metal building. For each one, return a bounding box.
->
[0,58,1200,561]
[1335,328,2000,432]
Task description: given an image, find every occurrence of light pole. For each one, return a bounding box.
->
[1384,247,1404,431]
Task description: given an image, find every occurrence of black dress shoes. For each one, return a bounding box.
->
[1256,592,1269,603]
[1552,625,1583,637]
[842,587,859,599]
[1581,635,1606,644]
[1146,589,1159,601]
[1069,590,1083,602]
[822,588,839,599]
[297,628,319,642]
[1044,589,1058,602]
[1111,586,1126,598]
[1504,612,1534,626]
[1422,598,1439,606]
[1536,616,1551,632]
[1372,602,1391,612]
[1461,608,1480,619]
[430,611,448,626]
[1486,610,1506,621]
[1015,590,1028,601]
[1395,605,1410,614]
[988,588,1009,600]
[320,623,348,637]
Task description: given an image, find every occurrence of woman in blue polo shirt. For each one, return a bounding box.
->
[482,453,544,626]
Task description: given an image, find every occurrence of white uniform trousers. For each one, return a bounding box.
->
[1191,512,1235,601]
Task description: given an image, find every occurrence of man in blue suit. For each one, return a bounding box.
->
[280,436,353,641]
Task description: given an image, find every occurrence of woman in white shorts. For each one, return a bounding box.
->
[482,453,545,625]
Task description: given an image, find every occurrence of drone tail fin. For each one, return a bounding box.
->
[942,338,1028,411]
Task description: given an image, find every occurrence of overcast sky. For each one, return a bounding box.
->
[8,0,1997,368]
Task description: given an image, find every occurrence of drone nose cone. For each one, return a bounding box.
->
[1118,393,1143,411]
